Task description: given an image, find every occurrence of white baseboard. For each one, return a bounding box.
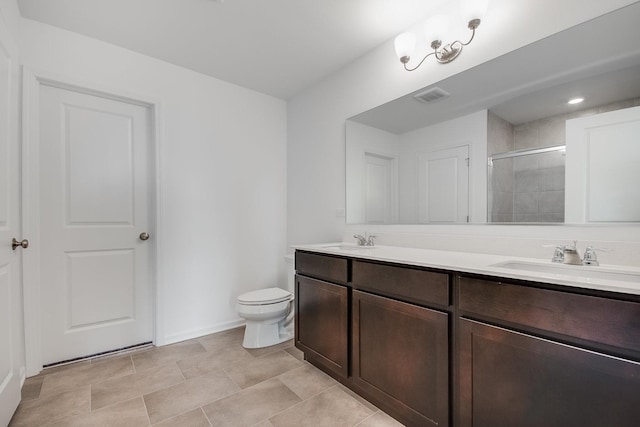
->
[162,319,246,346]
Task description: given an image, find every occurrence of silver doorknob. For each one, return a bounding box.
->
[139,232,150,241]
[12,238,29,250]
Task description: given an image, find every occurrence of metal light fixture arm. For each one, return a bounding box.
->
[402,18,480,71]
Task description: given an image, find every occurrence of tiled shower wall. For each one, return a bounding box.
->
[487,97,640,222]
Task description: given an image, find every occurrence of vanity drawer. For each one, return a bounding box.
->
[352,260,449,307]
[295,251,348,285]
[458,276,640,353]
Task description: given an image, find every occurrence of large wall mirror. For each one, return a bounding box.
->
[346,3,640,225]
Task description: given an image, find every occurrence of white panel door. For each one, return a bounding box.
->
[566,106,640,222]
[39,84,153,365]
[0,19,22,425]
[418,146,469,223]
[363,153,394,224]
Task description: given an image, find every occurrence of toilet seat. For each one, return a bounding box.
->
[238,287,292,305]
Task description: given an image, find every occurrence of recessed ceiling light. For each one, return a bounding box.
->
[568,97,584,105]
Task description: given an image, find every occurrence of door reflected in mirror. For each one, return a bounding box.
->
[346,111,484,225]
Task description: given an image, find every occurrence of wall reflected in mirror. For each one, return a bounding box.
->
[345,3,640,225]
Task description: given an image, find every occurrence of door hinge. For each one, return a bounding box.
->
[465,157,469,167]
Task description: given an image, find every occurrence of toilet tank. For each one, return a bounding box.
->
[285,254,295,294]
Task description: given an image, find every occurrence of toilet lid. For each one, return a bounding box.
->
[238,287,292,305]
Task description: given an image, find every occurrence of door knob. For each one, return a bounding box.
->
[139,232,150,241]
[12,238,29,250]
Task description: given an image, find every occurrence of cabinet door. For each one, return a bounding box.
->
[458,318,640,427]
[353,290,449,427]
[295,275,349,378]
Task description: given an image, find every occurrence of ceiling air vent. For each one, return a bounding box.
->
[413,87,451,104]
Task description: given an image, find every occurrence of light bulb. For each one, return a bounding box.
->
[394,32,416,60]
[424,15,450,45]
[460,0,489,23]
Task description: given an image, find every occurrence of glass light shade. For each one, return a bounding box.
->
[460,0,489,23]
[394,32,416,59]
[424,15,450,44]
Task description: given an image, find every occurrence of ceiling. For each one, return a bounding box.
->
[17,0,447,99]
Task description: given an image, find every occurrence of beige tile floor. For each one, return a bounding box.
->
[9,327,404,426]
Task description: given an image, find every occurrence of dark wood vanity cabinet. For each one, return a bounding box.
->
[295,252,349,379]
[295,250,640,427]
[351,260,451,426]
[352,290,449,426]
[295,251,348,285]
[351,260,449,307]
[294,253,452,426]
[457,276,640,427]
[458,319,640,427]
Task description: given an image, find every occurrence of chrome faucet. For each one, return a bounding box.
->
[353,233,376,246]
[562,242,582,265]
[548,241,610,266]
[547,241,581,265]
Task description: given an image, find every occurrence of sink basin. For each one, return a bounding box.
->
[321,244,377,251]
[491,261,640,283]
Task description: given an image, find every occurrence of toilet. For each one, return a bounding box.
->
[236,255,295,348]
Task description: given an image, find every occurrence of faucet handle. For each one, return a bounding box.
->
[353,234,367,246]
[582,247,598,266]
[582,246,612,266]
[543,244,566,263]
[366,235,376,246]
[553,246,565,263]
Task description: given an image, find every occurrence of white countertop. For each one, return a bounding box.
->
[293,243,640,296]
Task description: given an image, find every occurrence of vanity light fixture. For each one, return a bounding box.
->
[395,0,488,71]
[568,97,585,105]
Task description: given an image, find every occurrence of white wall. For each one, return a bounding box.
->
[287,0,640,254]
[0,0,19,35]
[345,121,399,223]
[19,18,288,344]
